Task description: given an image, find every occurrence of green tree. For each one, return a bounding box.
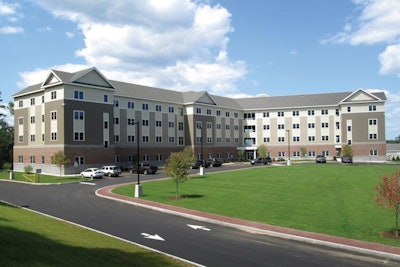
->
[257,144,268,158]
[375,171,400,236]
[53,151,70,176]
[342,145,354,157]
[0,92,14,169]
[165,147,195,199]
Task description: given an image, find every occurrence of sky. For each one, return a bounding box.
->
[0,0,399,139]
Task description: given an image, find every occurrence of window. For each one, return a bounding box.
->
[142,103,149,110]
[127,135,134,142]
[321,109,328,115]
[18,117,23,125]
[30,98,35,105]
[178,136,184,145]
[278,111,284,117]
[278,124,285,129]
[207,122,212,129]
[74,90,84,99]
[369,105,376,111]
[293,123,299,129]
[51,91,57,100]
[196,121,202,129]
[225,125,230,130]
[127,118,135,125]
[263,112,269,117]
[308,136,315,142]
[128,102,135,109]
[30,135,35,142]
[104,141,109,148]
[308,151,316,157]
[156,136,162,143]
[308,110,314,116]
[216,123,221,129]
[169,106,174,113]
[114,135,120,142]
[369,119,377,125]
[278,137,285,142]
[336,135,340,142]
[336,109,339,116]
[156,105,162,112]
[114,117,119,124]
[225,111,230,117]
[347,126,352,131]
[142,119,149,126]
[347,140,352,145]
[74,132,84,141]
[74,111,84,120]
[30,116,35,123]
[336,122,340,130]
[308,123,315,128]
[292,110,299,116]
[263,125,270,130]
[30,156,35,163]
[178,122,184,131]
[322,122,329,128]
[18,135,23,143]
[370,150,378,156]
[244,113,255,120]
[157,154,162,161]
[216,110,221,116]
[169,137,175,143]
[51,111,57,120]
[142,136,149,143]
[114,100,119,107]
[169,121,175,128]
[103,94,109,103]
[263,137,270,143]
[322,135,329,141]
[278,152,285,157]
[196,108,202,114]
[156,120,162,127]
[293,136,300,142]
[51,132,57,141]
[104,121,108,129]
[347,106,351,112]
[369,133,378,140]
[207,109,212,115]
[19,100,23,108]
[207,137,212,143]
[234,112,239,118]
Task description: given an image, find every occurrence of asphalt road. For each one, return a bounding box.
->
[1,165,399,266]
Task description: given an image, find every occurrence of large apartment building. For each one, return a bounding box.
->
[13,67,386,175]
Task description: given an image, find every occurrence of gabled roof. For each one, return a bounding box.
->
[340,88,386,103]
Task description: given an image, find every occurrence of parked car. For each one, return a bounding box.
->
[129,162,158,174]
[80,168,104,179]
[100,165,122,177]
[191,160,210,169]
[341,156,353,163]
[316,155,326,163]
[206,158,223,167]
[250,157,272,165]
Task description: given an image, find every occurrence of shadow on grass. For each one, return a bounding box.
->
[0,226,182,267]
[181,194,204,199]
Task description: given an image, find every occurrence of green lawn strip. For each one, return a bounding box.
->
[0,202,192,267]
[113,164,400,247]
[0,171,87,183]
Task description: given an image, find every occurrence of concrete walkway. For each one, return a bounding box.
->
[96,183,400,261]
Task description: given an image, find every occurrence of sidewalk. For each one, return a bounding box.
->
[96,183,400,261]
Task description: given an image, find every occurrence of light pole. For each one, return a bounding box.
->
[134,121,142,197]
[198,124,205,175]
[286,129,291,166]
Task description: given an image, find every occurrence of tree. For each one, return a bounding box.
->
[257,144,268,158]
[375,171,400,236]
[165,147,195,199]
[300,147,307,158]
[341,145,354,157]
[53,151,70,176]
[0,92,14,169]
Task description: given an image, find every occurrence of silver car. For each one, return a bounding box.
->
[80,168,104,179]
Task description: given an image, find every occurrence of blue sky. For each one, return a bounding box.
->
[0,0,399,139]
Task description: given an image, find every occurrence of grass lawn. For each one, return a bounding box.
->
[0,171,87,184]
[0,202,191,267]
[113,164,400,247]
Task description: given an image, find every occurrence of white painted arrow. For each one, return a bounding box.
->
[141,233,165,241]
[187,224,211,231]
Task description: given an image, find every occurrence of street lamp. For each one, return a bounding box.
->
[286,129,291,166]
[134,121,142,197]
[198,124,205,175]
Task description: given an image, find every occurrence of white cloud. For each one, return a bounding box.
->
[65,31,74,38]
[36,26,52,32]
[0,1,17,15]
[0,25,23,34]
[30,0,247,95]
[323,0,400,77]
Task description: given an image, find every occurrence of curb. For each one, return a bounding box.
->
[96,184,400,262]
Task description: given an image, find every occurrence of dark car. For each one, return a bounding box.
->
[191,160,210,169]
[250,157,272,165]
[316,155,326,163]
[206,158,223,167]
[341,156,353,163]
[129,162,158,174]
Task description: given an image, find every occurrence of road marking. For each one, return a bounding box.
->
[79,181,96,185]
[187,224,211,231]
[141,233,165,241]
